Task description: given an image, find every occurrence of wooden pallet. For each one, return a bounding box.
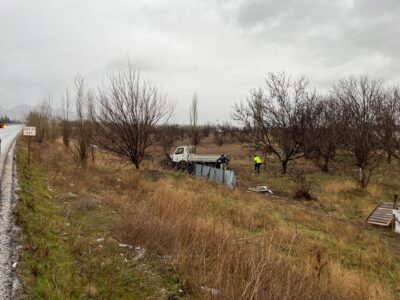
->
[365,202,395,226]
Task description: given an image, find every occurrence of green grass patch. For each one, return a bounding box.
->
[16,141,186,299]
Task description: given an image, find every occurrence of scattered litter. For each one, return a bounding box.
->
[12,262,18,269]
[178,289,184,294]
[124,258,128,263]
[96,238,105,243]
[161,255,172,263]
[248,186,273,195]
[201,286,220,296]
[134,248,146,261]
[67,192,77,198]
[118,243,133,249]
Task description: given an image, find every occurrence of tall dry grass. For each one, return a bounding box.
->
[34,140,396,299]
[112,176,392,300]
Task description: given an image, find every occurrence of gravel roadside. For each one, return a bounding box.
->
[0,139,21,299]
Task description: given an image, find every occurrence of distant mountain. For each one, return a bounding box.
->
[0,104,33,122]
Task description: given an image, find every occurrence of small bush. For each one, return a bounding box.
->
[292,170,316,200]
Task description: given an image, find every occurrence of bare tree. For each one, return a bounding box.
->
[300,96,339,172]
[201,123,213,138]
[234,72,313,174]
[93,64,173,169]
[213,122,233,146]
[26,98,54,143]
[156,124,179,160]
[189,93,200,146]
[375,86,400,163]
[71,75,94,166]
[214,127,225,146]
[60,88,72,149]
[332,76,383,188]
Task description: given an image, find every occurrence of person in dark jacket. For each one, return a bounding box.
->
[216,154,229,169]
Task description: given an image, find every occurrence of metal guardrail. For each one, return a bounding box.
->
[194,164,236,189]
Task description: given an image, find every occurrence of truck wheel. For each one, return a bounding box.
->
[160,159,173,169]
[178,161,187,172]
[187,163,194,174]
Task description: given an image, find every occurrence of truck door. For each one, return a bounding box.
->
[172,147,186,163]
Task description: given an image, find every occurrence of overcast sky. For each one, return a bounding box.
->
[1,0,399,123]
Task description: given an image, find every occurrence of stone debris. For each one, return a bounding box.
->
[118,243,133,249]
[134,248,146,261]
[67,192,77,198]
[201,286,220,296]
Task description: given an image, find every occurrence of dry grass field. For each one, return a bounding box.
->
[16,136,400,299]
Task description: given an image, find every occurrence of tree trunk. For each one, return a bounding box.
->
[387,151,392,164]
[163,146,171,160]
[321,156,329,172]
[281,160,288,174]
[358,167,369,189]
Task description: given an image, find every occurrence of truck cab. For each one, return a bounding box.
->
[172,146,196,163]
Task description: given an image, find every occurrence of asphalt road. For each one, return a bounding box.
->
[0,125,23,299]
[0,125,23,156]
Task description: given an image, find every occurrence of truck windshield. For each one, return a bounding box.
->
[175,148,184,155]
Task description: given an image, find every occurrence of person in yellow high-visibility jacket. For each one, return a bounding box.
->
[253,154,263,174]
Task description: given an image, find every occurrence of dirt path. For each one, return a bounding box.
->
[0,126,22,299]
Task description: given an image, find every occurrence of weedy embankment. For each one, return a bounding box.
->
[16,140,185,299]
[16,138,398,299]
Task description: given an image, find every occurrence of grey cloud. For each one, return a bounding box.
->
[228,0,400,73]
[1,0,400,122]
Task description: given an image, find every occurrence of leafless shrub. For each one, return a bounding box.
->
[73,197,101,211]
[200,123,212,138]
[60,88,72,149]
[213,122,234,146]
[291,170,315,200]
[156,124,180,160]
[26,98,59,143]
[176,126,187,141]
[70,75,94,166]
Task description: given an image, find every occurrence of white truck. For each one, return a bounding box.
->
[169,145,229,172]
